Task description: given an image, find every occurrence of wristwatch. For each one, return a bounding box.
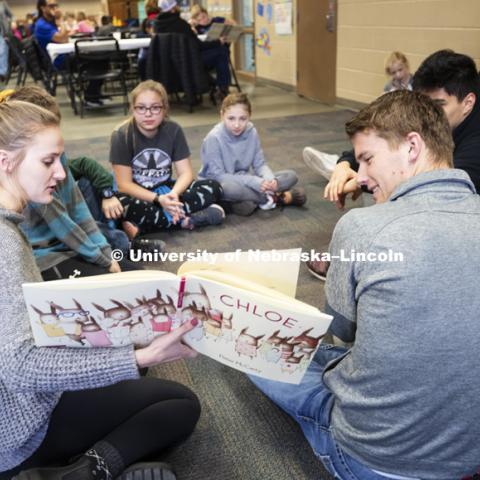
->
[154,194,162,205]
[101,187,115,199]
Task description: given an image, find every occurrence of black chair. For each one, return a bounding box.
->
[71,37,129,118]
[229,57,241,92]
[146,33,211,112]
[22,36,58,96]
[4,35,28,87]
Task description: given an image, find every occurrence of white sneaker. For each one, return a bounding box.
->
[258,192,276,210]
[302,147,339,180]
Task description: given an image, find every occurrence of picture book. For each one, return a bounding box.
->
[22,249,332,384]
[202,23,244,43]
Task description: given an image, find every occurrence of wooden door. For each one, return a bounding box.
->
[107,0,139,22]
[297,0,337,104]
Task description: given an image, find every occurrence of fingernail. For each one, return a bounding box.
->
[191,318,199,327]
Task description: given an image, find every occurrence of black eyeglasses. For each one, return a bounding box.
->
[133,105,165,115]
[47,3,59,8]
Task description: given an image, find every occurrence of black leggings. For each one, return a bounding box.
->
[119,179,223,234]
[1,378,200,478]
[41,256,141,281]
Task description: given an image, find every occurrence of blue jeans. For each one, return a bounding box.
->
[221,169,298,204]
[249,345,395,480]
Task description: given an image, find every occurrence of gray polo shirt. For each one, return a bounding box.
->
[324,169,480,480]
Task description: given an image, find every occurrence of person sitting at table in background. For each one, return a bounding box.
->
[199,93,306,216]
[33,0,69,69]
[110,80,225,237]
[154,0,232,99]
[0,100,201,480]
[11,20,24,41]
[34,1,105,106]
[188,4,235,35]
[97,15,115,36]
[3,86,143,280]
[76,11,95,34]
[145,0,160,20]
[62,11,77,34]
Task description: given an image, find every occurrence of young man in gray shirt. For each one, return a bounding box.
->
[250,90,480,480]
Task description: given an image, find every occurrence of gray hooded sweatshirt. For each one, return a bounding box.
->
[199,121,274,192]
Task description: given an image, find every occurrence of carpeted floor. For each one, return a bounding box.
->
[65,109,361,480]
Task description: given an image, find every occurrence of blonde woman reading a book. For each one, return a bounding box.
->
[110,80,225,238]
[0,102,200,480]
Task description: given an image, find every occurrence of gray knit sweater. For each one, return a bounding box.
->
[0,208,139,471]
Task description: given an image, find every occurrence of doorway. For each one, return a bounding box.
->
[297,0,337,104]
[233,0,255,78]
[107,0,139,23]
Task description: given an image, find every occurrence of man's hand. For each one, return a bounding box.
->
[102,197,124,220]
[109,259,122,273]
[324,161,358,204]
[135,319,198,368]
[334,179,363,209]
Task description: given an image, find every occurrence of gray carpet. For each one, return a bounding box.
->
[65,109,360,480]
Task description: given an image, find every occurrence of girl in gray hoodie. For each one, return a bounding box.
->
[199,93,306,215]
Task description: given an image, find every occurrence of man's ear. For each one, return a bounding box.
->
[0,150,15,174]
[405,132,422,165]
[462,92,476,117]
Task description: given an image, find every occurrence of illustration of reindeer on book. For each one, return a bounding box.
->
[235,327,324,375]
[30,290,180,347]
[92,290,178,346]
[181,284,235,342]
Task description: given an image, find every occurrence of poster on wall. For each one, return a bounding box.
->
[256,28,271,55]
[274,0,293,35]
[257,1,264,17]
[266,1,273,23]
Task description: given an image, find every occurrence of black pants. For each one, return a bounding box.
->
[41,256,141,281]
[119,179,223,234]
[1,378,200,478]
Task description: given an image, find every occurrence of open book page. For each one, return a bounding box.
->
[23,272,180,348]
[181,275,332,384]
[204,23,244,43]
[177,248,302,297]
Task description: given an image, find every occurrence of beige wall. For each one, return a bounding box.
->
[337,0,480,104]
[254,0,297,86]
[11,0,106,21]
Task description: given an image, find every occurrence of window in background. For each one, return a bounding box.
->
[235,0,254,74]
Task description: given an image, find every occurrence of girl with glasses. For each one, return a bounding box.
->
[110,80,224,239]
